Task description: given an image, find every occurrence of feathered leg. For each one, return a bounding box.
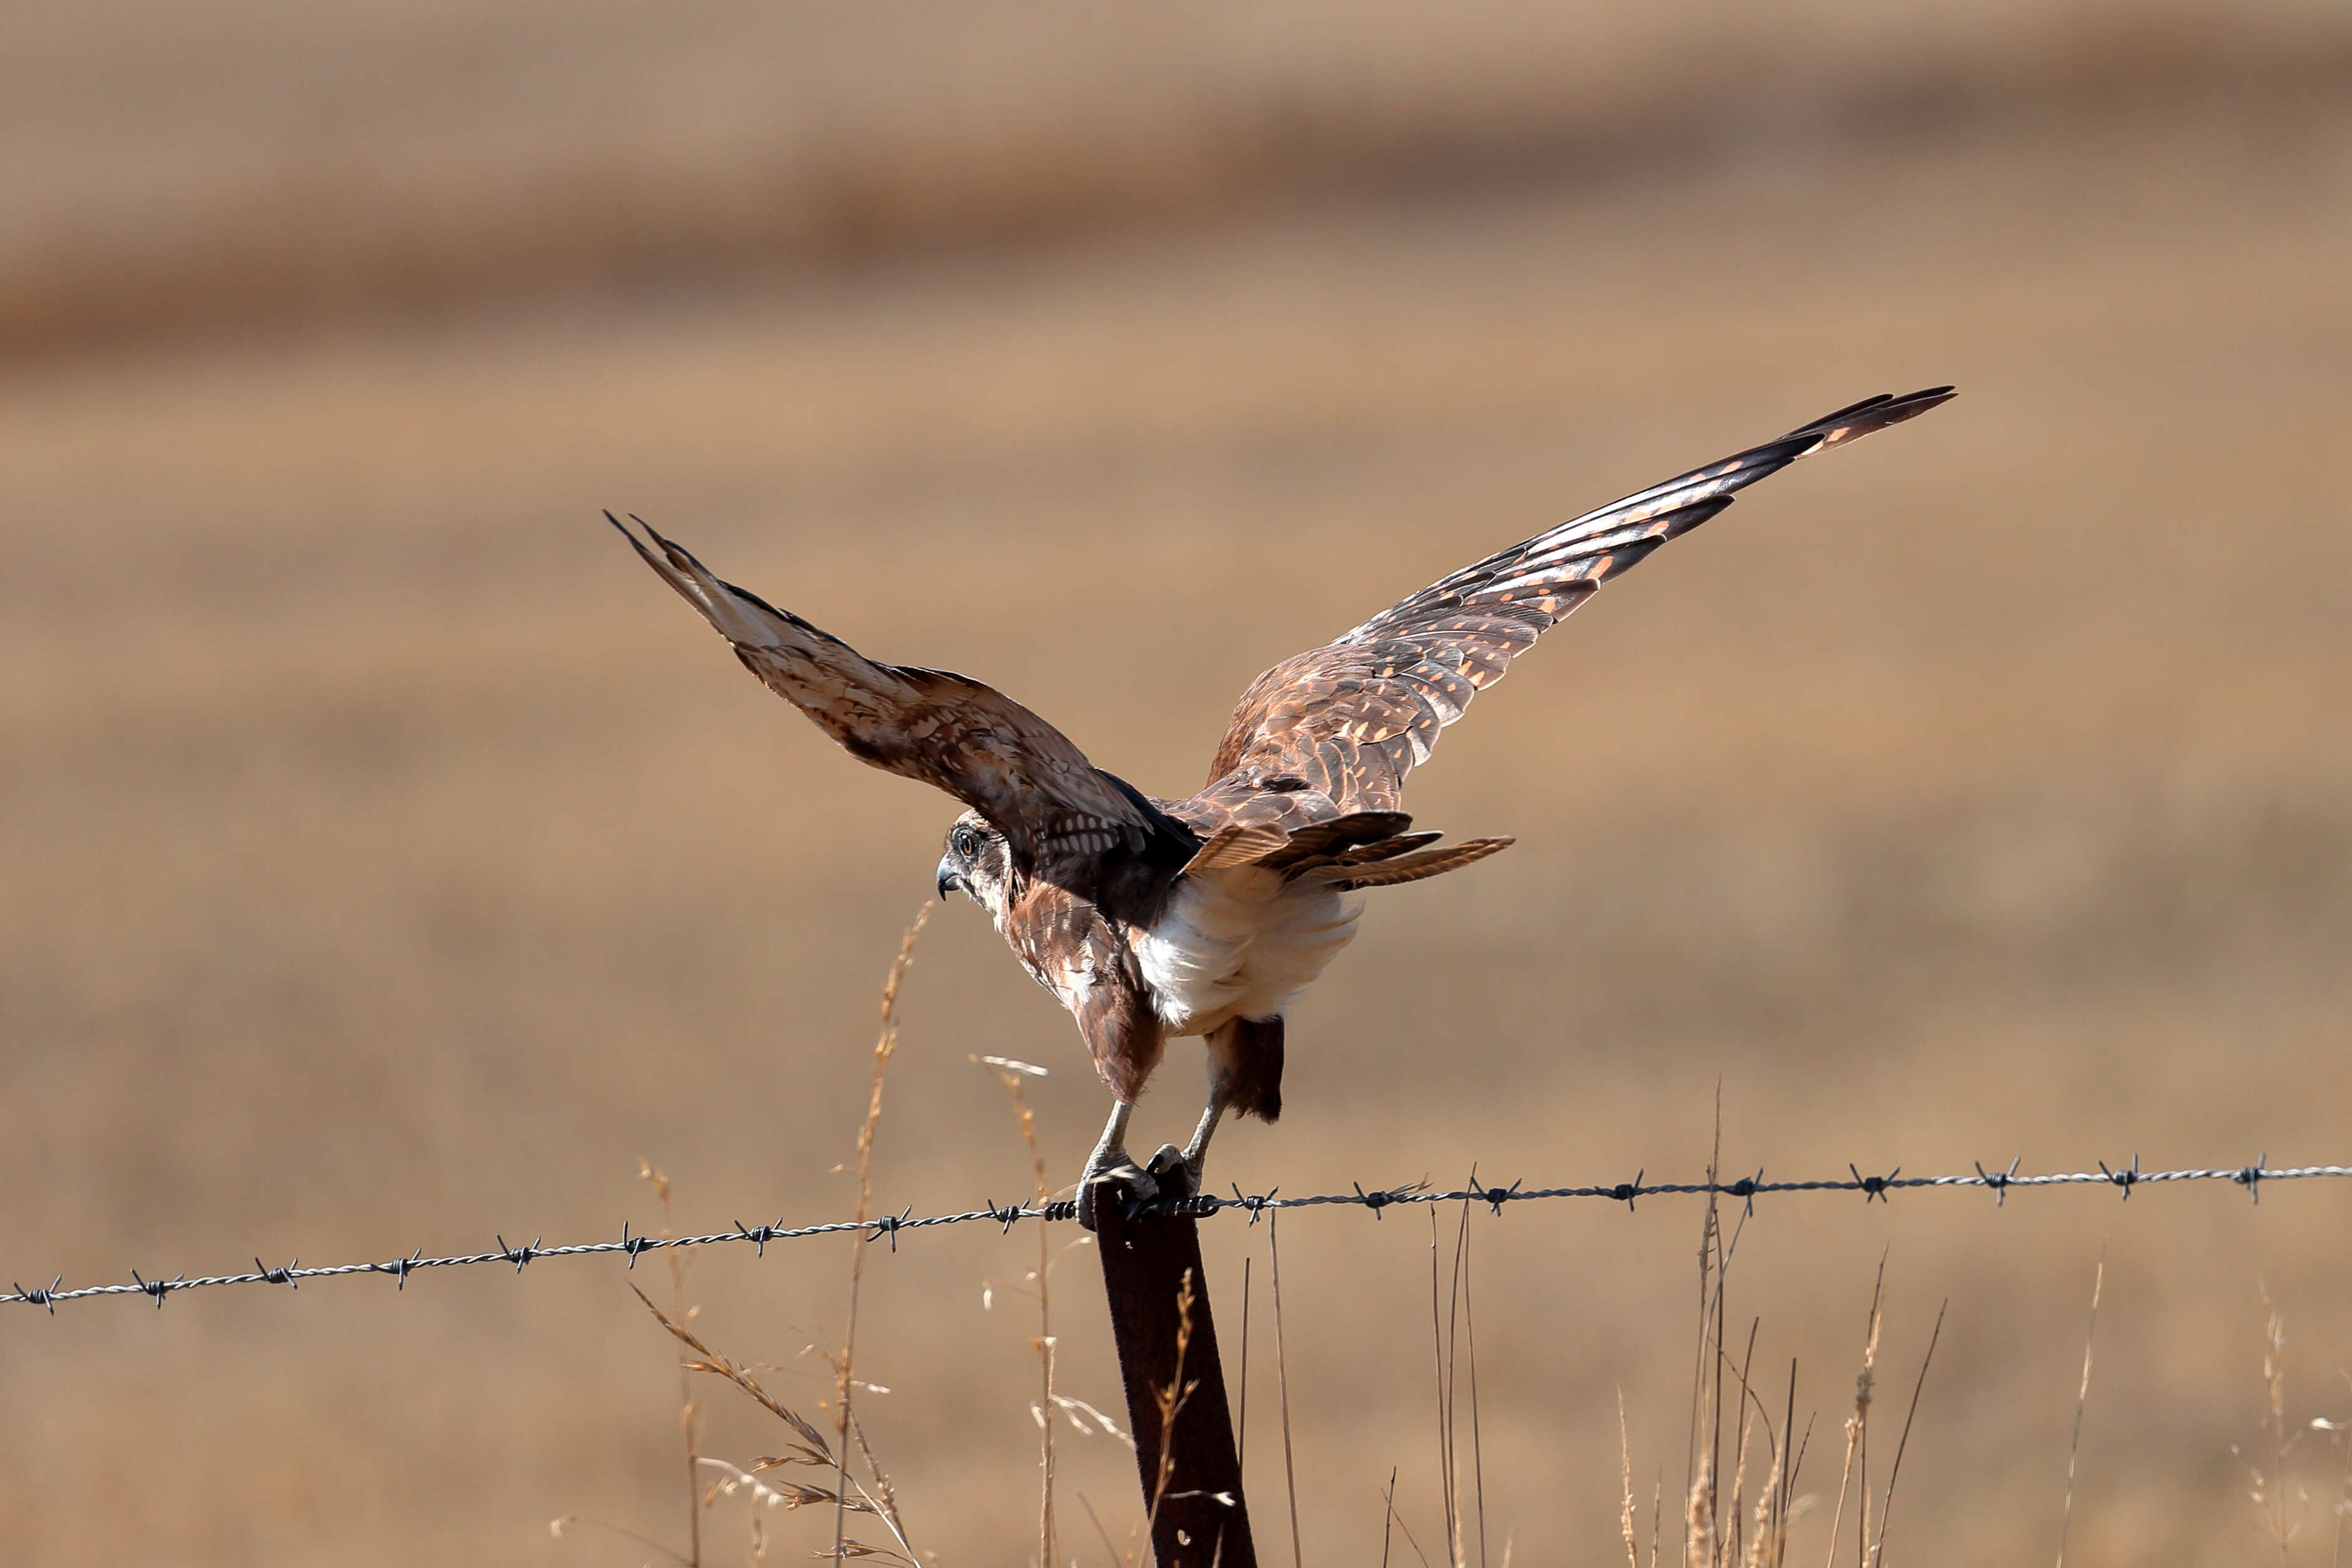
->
[1182,1016,1284,1189]
[1070,960,1168,1231]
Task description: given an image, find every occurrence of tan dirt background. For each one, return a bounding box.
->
[2,4,2349,1563]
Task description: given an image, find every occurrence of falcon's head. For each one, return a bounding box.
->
[935,810,1011,916]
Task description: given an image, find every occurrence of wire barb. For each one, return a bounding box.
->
[866,1205,915,1252]
[376,1246,425,1290]
[1850,1164,1900,1202]
[1229,1183,1277,1225]
[1974,1156,2022,1206]
[1725,1167,1764,1219]
[129,1268,183,1308]
[2098,1154,2141,1200]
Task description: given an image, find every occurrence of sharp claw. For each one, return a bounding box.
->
[1075,1146,1159,1232]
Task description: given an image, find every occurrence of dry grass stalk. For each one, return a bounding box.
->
[1147,1267,1204,1526]
[1622,1390,1643,1568]
[626,1285,916,1564]
[1078,1491,1138,1568]
[1869,1300,1946,1566]
[1745,1364,1810,1568]
[1270,1212,1306,1568]
[548,1513,695,1564]
[1428,1210,1460,1567]
[1237,1256,1254,1478]
[640,1159,705,1568]
[1722,1319,1762,1568]
[555,1167,712,1567]
[1384,1467,1436,1568]
[1645,1115,1836,1568]
[1424,1190,1494,1568]
[843,1407,905,1550]
[1740,1424,1785,1568]
[1683,1116,1767,1568]
[977,1053,1061,1568]
[629,1288,831,1463]
[2324,1372,2352,1568]
[831,903,930,1561]
[706,1456,865,1516]
[703,1452,910,1564]
[1687,1448,1715,1568]
[697,1459,788,1565]
[1820,1258,1886,1568]
[1686,1176,1720,1548]
[1684,1100,1743,1568]
[2252,1288,2298,1565]
[1455,1190,1492,1568]
[2052,1252,2105,1568]
[1788,1414,1816,1547]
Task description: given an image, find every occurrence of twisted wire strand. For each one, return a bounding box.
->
[8,1160,2348,1313]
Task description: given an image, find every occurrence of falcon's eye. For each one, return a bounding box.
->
[952,826,979,860]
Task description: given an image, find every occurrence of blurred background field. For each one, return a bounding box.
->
[2,3,2349,1563]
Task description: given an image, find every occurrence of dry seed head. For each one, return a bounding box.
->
[1685,1454,1715,1566]
[637,1158,670,1205]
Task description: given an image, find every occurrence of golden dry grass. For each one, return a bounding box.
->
[2,7,2350,1565]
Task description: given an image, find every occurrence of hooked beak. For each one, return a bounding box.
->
[935,856,966,902]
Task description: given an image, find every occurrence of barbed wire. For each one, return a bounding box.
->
[8,1156,2347,1313]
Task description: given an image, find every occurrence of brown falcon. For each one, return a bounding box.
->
[612,387,1953,1225]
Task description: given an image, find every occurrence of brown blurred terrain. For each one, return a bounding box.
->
[3,4,2350,1564]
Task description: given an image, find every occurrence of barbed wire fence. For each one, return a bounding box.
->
[9,1157,2348,1313]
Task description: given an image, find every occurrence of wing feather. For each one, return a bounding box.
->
[611,513,1188,891]
[1184,388,1954,847]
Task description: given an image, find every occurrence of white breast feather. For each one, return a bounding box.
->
[1134,868,1363,1036]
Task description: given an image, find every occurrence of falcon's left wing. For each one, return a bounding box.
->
[1181,389,1954,866]
[612,515,1186,891]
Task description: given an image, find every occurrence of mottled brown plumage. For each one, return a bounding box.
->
[1186,387,1956,853]
[610,516,1194,927]
[613,387,1953,1224]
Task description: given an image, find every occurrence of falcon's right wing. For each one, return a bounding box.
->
[612,514,1188,891]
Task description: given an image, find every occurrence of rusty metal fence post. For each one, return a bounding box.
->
[1093,1150,1257,1568]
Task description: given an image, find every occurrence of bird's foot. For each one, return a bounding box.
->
[1148,1143,1200,1204]
[1075,1143,1159,1232]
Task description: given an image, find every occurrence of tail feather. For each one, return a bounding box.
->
[1191,809,1415,875]
[1287,830,1445,877]
[1297,835,1513,890]
[1209,1015,1285,1123]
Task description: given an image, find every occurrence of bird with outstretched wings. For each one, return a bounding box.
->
[612,387,1953,1225]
